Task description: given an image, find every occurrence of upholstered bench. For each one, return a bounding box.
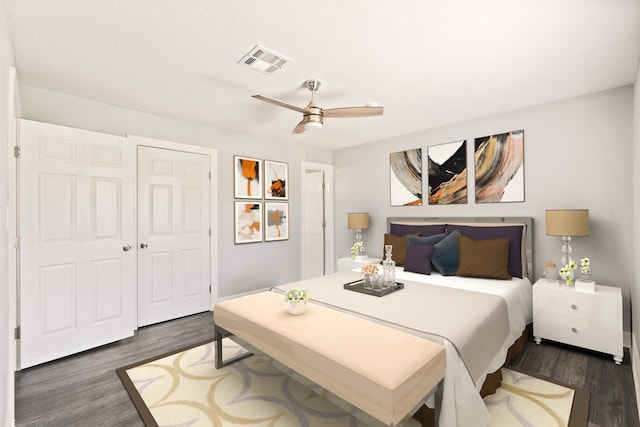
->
[214,291,446,426]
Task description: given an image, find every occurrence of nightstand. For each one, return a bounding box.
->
[336,257,381,272]
[533,279,623,364]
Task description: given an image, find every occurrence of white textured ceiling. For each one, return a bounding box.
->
[6,1,640,150]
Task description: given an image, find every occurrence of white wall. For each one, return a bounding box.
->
[631,63,640,411]
[18,85,333,299]
[334,86,635,332]
[0,3,16,425]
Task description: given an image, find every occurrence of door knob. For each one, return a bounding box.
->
[123,244,132,252]
[140,242,148,249]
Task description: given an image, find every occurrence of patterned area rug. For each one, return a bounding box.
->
[117,339,588,427]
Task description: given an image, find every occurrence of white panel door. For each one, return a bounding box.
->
[19,120,136,368]
[137,146,211,326]
[303,171,325,279]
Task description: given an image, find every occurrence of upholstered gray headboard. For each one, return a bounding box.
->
[386,216,534,281]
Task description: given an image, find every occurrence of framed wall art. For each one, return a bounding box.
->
[389,148,422,206]
[264,160,288,200]
[265,202,289,241]
[234,155,262,199]
[234,201,263,244]
[474,130,525,203]
[427,140,468,205]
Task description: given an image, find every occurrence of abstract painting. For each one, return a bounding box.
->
[265,202,289,241]
[234,201,262,244]
[264,160,288,200]
[427,140,467,205]
[234,155,262,199]
[474,130,525,203]
[389,148,422,206]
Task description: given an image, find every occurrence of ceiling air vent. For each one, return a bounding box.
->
[238,45,291,74]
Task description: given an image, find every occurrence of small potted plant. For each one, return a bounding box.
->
[559,261,577,285]
[361,263,379,290]
[284,287,311,315]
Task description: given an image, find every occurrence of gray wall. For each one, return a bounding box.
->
[632,65,640,402]
[333,86,635,332]
[0,4,15,424]
[18,85,333,299]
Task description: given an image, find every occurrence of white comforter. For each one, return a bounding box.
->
[275,267,533,427]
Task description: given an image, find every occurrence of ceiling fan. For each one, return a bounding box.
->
[252,79,383,134]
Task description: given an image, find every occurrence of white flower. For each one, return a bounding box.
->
[284,287,311,303]
[350,241,365,257]
[581,258,590,267]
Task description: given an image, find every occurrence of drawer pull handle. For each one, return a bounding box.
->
[571,327,578,333]
[571,304,577,310]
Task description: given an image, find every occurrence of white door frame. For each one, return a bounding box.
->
[300,161,334,278]
[127,135,218,307]
[6,65,19,427]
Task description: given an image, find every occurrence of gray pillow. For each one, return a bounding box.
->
[431,230,460,276]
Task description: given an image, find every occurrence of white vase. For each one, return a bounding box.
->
[288,301,306,315]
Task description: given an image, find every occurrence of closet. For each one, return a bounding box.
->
[18,120,216,368]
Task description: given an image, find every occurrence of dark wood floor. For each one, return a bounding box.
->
[14,312,640,427]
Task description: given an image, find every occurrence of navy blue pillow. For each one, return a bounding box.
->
[431,230,461,276]
[407,232,448,246]
[390,223,446,237]
[446,224,524,278]
[404,244,434,275]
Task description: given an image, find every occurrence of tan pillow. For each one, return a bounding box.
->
[456,234,512,280]
[383,232,420,266]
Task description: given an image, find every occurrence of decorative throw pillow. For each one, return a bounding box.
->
[446,224,524,278]
[407,232,448,246]
[431,230,460,276]
[383,232,420,266]
[404,244,434,275]
[390,223,446,237]
[456,234,512,280]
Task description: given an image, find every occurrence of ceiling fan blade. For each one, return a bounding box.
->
[252,95,310,114]
[322,106,384,118]
[292,119,306,134]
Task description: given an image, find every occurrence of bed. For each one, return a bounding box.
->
[216,217,534,427]
[272,216,534,427]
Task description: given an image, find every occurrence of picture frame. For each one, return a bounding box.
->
[427,140,468,205]
[234,155,262,199]
[265,202,289,241]
[389,148,423,206]
[264,160,288,200]
[474,130,525,203]
[234,201,263,244]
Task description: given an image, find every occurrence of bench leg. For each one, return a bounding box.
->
[214,324,253,369]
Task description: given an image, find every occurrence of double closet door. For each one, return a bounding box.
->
[19,121,211,368]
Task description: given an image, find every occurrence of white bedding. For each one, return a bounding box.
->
[274,267,533,427]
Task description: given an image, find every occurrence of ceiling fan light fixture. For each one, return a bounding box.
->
[304,121,323,131]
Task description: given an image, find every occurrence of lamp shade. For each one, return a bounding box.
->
[545,209,589,236]
[347,212,370,229]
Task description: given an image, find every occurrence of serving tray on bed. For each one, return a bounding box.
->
[343,280,404,297]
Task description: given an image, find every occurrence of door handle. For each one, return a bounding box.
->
[123,244,132,252]
[140,242,148,249]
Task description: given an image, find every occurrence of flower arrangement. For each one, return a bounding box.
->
[559,261,577,285]
[579,257,592,281]
[361,263,379,275]
[350,241,364,259]
[284,287,311,304]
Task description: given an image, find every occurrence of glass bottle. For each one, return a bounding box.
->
[382,244,396,288]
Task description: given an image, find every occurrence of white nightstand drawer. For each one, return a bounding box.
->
[534,286,618,325]
[535,313,620,355]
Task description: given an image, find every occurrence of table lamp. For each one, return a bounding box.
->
[545,209,589,266]
[348,212,369,260]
